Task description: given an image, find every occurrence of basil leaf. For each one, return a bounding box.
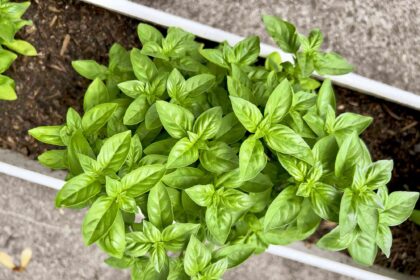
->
[122,164,166,197]
[131,48,157,82]
[380,191,419,226]
[38,149,67,170]
[84,78,109,111]
[348,231,377,266]
[28,125,65,146]
[81,103,118,134]
[184,236,211,277]
[55,173,100,208]
[239,137,266,181]
[123,95,149,125]
[315,52,353,75]
[167,137,199,169]
[82,196,119,245]
[162,167,207,190]
[193,107,223,140]
[72,60,108,80]
[200,141,238,174]
[148,182,174,229]
[97,131,131,172]
[339,189,357,237]
[156,101,194,139]
[262,15,300,53]
[265,124,313,164]
[317,226,357,251]
[264,186,303,231]
[185,184,215,207]
[264,79,293,123]
[98,211,126,258]
[162,223,200,251]
[230,96,262,133]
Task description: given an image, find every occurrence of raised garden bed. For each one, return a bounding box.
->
[0,0,419,277]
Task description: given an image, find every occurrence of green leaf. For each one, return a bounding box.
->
[0,49,17,73]
[206,205,232,244]
[264,79,293,123]
[82,196,119,245]
[166,137,199,169]
[376,224,392,258]
[203,258,228,278]
[380,191,419,226]
[364,160,393,190]
[315,52,353,75]
[162,223,200,251]
[83,78,109,111]
[339,189,357,237]
[55,173,100,208]
[262,15,300,53]
[335,132,370,178]
[239,137,266,181]
[72,60,108,80]
[213,244,255,268]
[97,131,131,172]
[232,36,260,65]
[333,112,372,135]
[123,95,149,125]
[151,244,168,273]
[199,48,228,69]
[81,103,118,134]
[265,124,313,164]
[162,167,207,189]
[28,125,64,146]
[229,96,262,133]
[316,79,336,116]
[156,101,194,139]
[122,164,166,197]
[185,184,215,207]
[348,231,377,266]
[310,183,340,221]
[184,236,211,277]
[264,186,303,231]
[131,48,158,82]
[117,80,145,98]
[0,74,16,100]
[199,141,238,174]
[317,226,356,251]
[184,74,215,97]
[137,23,163,45]
[148,182,174,229]
[3,39,37,56]
[38,149,67,170]
[193,107,222,140]
[98,211,126,258]
[67,130,95,175]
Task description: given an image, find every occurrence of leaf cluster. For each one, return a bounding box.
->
[0,0,37,100]
[29,15,418,279]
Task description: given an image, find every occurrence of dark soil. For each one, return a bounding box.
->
[0,0,418,276]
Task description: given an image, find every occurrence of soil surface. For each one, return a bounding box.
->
[0,0,418,276]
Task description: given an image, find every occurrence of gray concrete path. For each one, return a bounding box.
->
[131,0,420,95]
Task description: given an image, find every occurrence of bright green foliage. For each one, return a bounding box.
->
[30,15,418,278]
[0,0,36,100]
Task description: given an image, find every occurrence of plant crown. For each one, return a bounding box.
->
[29,15,419,279]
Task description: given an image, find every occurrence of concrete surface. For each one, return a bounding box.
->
[0,149,410,280]
[131,0,420,95]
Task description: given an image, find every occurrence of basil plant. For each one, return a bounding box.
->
[0,0,37,100]
[29,15,418,279]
